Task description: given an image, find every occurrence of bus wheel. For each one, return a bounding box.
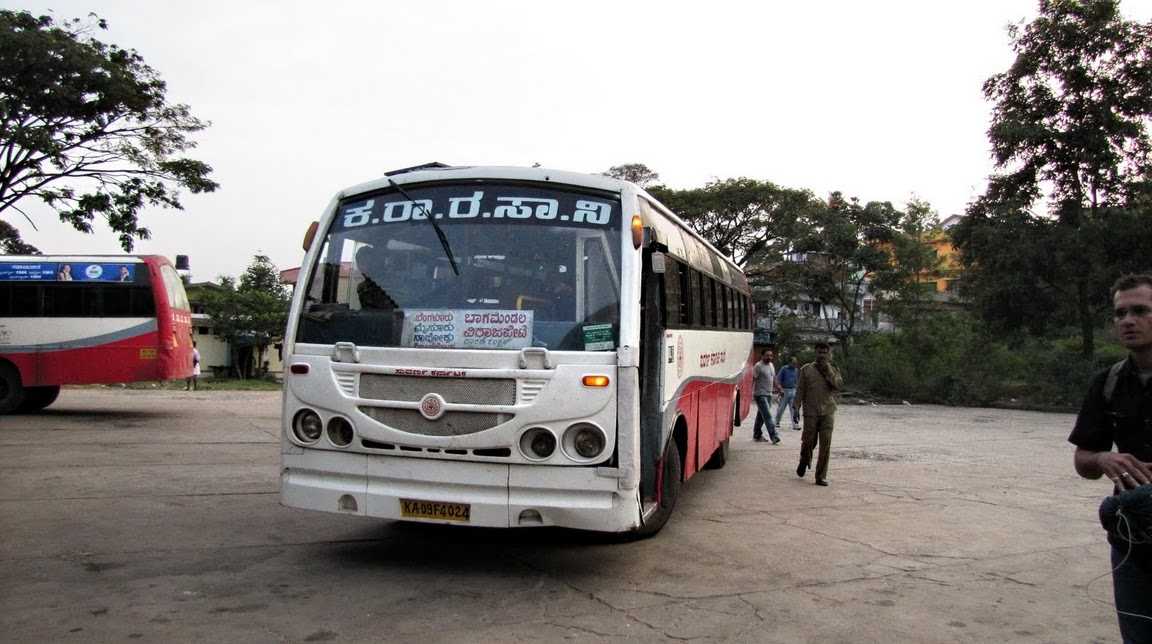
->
[636,440,682,537]
[18,386,61,413]
[0,363,25,414]
[704,437,729,470]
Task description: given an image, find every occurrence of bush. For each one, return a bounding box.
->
[841,312,1127,411]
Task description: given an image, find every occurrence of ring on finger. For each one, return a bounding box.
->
[1121,472,1132,478]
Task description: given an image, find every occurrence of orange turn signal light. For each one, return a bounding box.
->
[582,375,610,388]
[631,215,643,248]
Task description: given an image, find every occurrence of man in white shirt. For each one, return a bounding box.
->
[751,348,779,444]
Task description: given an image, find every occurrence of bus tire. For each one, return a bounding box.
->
[0,362,25,415]
[704,437,729,470]
[635,439,682,537]
[18,386,61,412]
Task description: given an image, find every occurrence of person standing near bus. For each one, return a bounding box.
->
[751,348,780,444]
[775,356,801,431]
[795,342,843,486]
[186,341,200,391]
[1068,274,1152,642]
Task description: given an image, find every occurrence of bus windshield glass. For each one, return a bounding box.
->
[297,182,622,351]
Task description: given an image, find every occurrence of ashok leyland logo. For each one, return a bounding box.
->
[419,393,446,420]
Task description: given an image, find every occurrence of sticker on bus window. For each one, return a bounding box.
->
[582,324,614,351]
[401,310,533,350]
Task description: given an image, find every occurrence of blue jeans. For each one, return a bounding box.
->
[752,395,778,441]
[1112,544,1152,643]
[775,388,799,427]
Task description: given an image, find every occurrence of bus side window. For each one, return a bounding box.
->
[719,286,729,328]
[662,259,680,328]
[105,288,131,316]
[43,284,83,317]
[679,263,691,326]
[701,276,713,328]
[131,287,156,316]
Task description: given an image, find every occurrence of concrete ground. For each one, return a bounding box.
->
[0,389,1121,643]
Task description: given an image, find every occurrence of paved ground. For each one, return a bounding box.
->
[0,388,1121,643]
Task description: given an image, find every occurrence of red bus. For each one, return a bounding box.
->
[0,255,194,413]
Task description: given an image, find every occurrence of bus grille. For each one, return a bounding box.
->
[358,407,512,436]
[333,371,358,396]
[518,378,548,404]
[359,374,516,405]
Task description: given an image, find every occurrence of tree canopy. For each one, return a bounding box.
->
[199,255,289,378]
[649,178,810,267]
[603,163,660,187]
[0,10,218,251]
[771,193,906,354]
[952,0,1152,357]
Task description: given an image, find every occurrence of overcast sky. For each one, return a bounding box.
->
[11,1,1152,282]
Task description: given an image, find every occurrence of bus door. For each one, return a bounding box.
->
[638,247,667,504]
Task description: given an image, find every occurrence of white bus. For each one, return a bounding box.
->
[281,164,754,535]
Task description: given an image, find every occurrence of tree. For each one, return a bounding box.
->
[200,256,289,379]
[868,199,945,324]
[0,11,218,251]
[648,178,810,267]
[603,163,660,187]
[774,193,903,356]
[953,0,1152,357]
[0,220,38,253]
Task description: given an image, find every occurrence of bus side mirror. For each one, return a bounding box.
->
[302,221,319,252]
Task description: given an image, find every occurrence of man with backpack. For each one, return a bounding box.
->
[1068,273,1152,642]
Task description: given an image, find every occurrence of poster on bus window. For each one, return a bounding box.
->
[401,310,533,350]
[0,262,136,282]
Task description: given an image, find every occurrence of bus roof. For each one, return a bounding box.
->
[0,255,163,264]
[338,164,628,198]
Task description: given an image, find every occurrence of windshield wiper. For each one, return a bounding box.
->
[387,178,460,276]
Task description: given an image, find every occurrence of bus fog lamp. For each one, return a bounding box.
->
[567,424,606,459]
[293,409,323,443]
[519,427,556,459]
[327,417,355,447]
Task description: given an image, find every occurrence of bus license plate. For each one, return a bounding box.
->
[399,498,471,522]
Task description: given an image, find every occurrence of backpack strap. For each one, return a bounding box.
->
[1103,359,1127,405]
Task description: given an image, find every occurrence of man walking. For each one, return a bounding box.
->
[795,342,843,486]
[775,356,801,431]
[751,348,780,444]
[1068,274,1152,642]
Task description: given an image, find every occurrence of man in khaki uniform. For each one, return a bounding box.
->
[795,342,843,486]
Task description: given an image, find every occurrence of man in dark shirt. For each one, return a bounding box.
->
[1068,273,1152,643]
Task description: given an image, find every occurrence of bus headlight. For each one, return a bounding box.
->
[327,416,354,447]
[519,427,556,460]
[292,409,323,443]
[564,423,607,460]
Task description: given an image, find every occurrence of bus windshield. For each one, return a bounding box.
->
[297,182,622,351]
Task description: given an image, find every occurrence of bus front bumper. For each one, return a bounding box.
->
[281,450,641,533]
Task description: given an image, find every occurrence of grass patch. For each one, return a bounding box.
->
[116,378,283,391]
[192,378,282,391]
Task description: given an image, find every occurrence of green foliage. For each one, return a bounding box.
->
[870,199,944,325]
[0,10,218,251]
[603,163,660,187]
[844,310,1130,409]
[953,0,1152,357]
[772,193,905,355]
[199,256,289,378]
[649,178,810,267]
[240,254,287,298]
[0,220,38,253]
